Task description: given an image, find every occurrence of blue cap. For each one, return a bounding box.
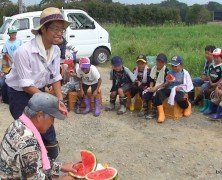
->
[111,56,123,67]
[156,53,167,63]
[169,56,183,66]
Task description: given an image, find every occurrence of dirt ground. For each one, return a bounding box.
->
[1,67,222,180]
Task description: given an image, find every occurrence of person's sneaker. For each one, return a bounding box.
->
[130,104,135,111]
[117,105,126,115]
[145,110,157,119]
[137,111,145,117]
[75,107,81,114]
[105,103,115,111]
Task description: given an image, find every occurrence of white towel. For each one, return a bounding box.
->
[133,66,149,83]
[36,34,54,65]
[167,69,193,105]
[168,86,177,105]
[150,65,166,87]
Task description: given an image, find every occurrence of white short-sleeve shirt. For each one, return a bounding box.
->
[77,65,100,85]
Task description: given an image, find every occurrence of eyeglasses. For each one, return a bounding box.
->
[46,25,66,33]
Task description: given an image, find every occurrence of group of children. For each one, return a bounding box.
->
[104,53,193,123]
[68,45,222,123]
[192,46,222,120]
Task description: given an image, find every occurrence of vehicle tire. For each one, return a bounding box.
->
[93,48,110,65]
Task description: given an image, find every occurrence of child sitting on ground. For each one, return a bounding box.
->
[77,57,102,117]
[192,45,216,106]
[105,56,136,115]
[207,79,222,120]
[130,54,151,116]
[142,53,169,119]
[201,48,222,115]
[153,56,193,123]
[61,59,82,113]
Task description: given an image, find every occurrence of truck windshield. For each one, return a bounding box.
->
[0,19,12,34]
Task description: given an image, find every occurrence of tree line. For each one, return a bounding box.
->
[0,0,222,26]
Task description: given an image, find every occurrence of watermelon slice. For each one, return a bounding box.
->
[69,150,97,178]
[166,73,175,82]
[85,167,118,180]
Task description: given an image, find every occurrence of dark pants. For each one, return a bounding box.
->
[131,83,147,98]
[8,88,58,149]
[143,91,154,101]
[1,76,9,104]
[82,83,98,95]
[153,88,188,109]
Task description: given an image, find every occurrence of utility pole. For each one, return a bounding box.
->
[18,0,23,14]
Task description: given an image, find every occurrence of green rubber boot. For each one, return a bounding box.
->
[199,99,210,112]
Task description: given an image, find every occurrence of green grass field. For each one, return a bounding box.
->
[104,23,222,77]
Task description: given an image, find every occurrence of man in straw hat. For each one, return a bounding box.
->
[5,7,71,161]
[0,92,76,179]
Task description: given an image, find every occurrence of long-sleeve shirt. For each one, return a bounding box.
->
[5,37,62,91]
[0,120,62,179]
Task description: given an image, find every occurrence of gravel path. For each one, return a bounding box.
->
[0,67,222,179]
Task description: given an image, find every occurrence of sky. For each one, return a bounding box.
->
[11,0,222,6]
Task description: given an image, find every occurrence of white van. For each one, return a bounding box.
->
[0,9,111,67]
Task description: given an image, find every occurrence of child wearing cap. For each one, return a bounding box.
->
[60,59,81,113]
[200,48,222,115]
[130,54,151,114]
[105,56,136,115]
[142,53,169,119]
[153,56,193,123]
[1,26,22,104]
[2,26,22,72]
[192,45,216,106]
[208,79,222,120]
[77,57,102,117]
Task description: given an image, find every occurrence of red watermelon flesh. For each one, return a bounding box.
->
[69,150,97,178]
[81,150,97,174]
[69,162,85,178]
[166,74,175,82]
[85,167,118,180]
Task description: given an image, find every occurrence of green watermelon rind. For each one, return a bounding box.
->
[85,167,118,180]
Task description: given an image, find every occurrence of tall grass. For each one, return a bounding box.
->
[104,23,222,77]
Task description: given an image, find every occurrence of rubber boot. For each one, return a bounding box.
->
[191,94,203,106]
[137,101,148,117]
[199,99,210,112]
[130,96,136,111]
[210,106,222,120]
[94,98,101,117]
[105,95,117,111]
[203,102,218,115]
[74,97,82,114]
[184,101,192,117]
[117,96,127,115]
[157,105,165,123]
[82,97,91,114]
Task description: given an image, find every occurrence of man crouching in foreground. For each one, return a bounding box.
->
[0,92,76,179]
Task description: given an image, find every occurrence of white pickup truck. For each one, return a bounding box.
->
[0,8,111,69]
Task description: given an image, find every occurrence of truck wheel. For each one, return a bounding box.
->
[93,48,110,65]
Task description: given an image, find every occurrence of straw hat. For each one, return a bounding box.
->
[31,7,71,35]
